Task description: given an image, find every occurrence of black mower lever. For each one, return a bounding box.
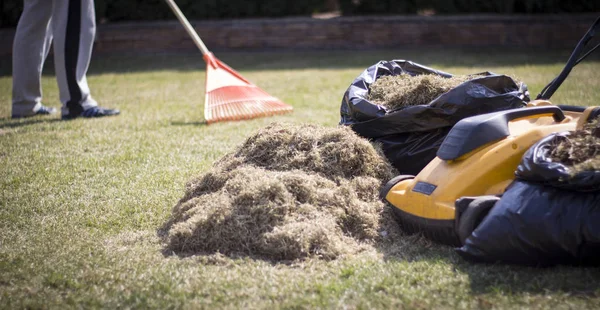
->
[437,106,565,161]
[537,16,600,100]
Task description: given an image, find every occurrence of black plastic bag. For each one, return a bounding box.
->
[456,180,600,266]
[516,132,600,192]
[340,60,529,175]
[457,133,600,266]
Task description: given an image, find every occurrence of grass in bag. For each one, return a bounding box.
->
[549,116,600,174]
[368,73,481,110]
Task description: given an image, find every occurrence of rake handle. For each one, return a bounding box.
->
[164,0,210,56]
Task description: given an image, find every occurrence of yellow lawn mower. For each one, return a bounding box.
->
[380,17,600,246]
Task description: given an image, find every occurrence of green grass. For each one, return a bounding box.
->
[1,48,600,309]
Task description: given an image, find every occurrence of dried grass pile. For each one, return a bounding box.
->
[550,116,600,174]
[163,123,401,261]
[368,73,480,110]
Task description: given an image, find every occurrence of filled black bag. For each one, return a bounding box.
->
[340,60,529,175]
[457,133,600,266]
[516,131,600,192]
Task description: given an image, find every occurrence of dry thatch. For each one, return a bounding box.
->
[368,73,481,110]
[549,116,600,174]
[163,123,401,261]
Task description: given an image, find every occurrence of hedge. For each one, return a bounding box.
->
[1,0,598,28]
[95,0,325,22]
[0,0,326,27]
[340,0,600,15]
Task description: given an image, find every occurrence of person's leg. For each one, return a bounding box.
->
[11,0,56,118]
[52,0,119,119]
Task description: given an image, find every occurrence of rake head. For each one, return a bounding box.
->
[203,53,293,124]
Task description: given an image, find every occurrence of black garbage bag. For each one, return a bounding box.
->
[340,60,529,175]
[515,131,600,192]
[457,133,600,266]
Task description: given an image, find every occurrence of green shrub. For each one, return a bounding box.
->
[0,0,324,27]
[339,0,599,15]
[1,0,598,28]
[98,0,323,22]
[0,0,22,27]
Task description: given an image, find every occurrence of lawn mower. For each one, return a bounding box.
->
[380,17,600,246]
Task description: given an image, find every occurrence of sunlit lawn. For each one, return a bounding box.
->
[1,48,599,309]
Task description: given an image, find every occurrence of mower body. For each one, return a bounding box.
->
[381,103,600,246]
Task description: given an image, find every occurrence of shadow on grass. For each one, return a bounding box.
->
[452,258,600,296]
[170,120,208,126]
[1,47,595,77]
[0,117,63,129]
[376,230,600,296]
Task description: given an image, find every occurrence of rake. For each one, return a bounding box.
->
[164,0,293,124]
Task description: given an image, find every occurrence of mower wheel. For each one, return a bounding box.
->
[382,175,463,246]
[379,175,415,200]
[457,196,501,245]
[391,206,462,246]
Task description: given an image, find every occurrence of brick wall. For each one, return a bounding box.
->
[0,14,597,56]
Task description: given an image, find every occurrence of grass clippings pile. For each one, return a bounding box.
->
[163,123,401,261]
[550,116,600,174]
[368,73,480,110]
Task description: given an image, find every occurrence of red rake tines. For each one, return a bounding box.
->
[203,53,293,124]
[205,89,293,124]
[164,0,293,124]
[205,86,294,123]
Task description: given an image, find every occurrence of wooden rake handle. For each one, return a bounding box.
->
[164,0,211,56]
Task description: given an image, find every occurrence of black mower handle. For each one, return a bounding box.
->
[437,106,565,161]
[501,105,566,123]
[537,16,600,100]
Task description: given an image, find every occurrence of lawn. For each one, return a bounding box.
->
[1,48,600,309]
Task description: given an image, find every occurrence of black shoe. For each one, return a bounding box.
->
[62,106,120,120]
[12,105,57,119]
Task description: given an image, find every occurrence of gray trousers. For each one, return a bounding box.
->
[12,0,98,117]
